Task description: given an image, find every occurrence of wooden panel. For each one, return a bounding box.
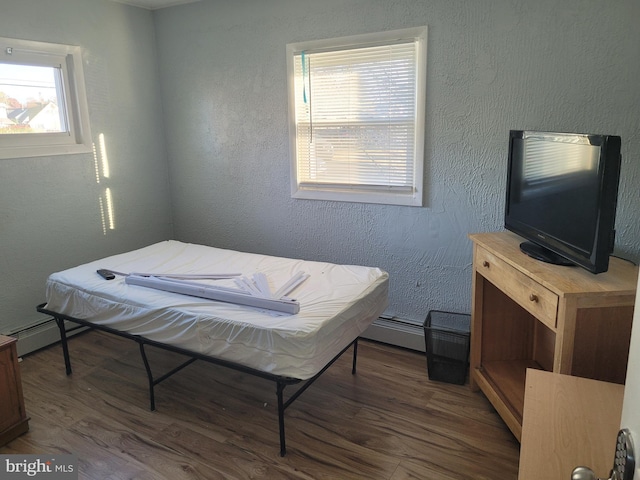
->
[473,367,524,441]
[480,280,535,362]
[0,336,28,446]
[0,346,22,432]
[469,267,483,391]
[518,369,623,480]
[476,246,559,329]
[554,296,578,375]
[532,321,555,372]
[572,305,634,384]
[482,360,542,425]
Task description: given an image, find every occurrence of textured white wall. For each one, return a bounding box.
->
[0,0,173,334]
[154,0,640,323]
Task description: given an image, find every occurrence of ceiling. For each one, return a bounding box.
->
[109,0,201,10]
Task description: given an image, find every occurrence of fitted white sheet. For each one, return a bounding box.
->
[44,241,389,380]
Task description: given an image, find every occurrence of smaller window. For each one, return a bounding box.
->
[286,27,427,206]
[0,36,92,160]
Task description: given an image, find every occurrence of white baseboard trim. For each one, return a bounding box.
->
[12,319,86,357]
[361,316,426,352]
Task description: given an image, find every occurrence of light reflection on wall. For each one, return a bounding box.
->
[93,133,115,234]
[99,133,110,178]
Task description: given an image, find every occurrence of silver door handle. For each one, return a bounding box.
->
[571,466,601,480]
[571,429,635,480]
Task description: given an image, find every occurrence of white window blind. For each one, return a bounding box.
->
[287,27,427,206]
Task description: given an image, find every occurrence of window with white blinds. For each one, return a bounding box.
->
[286,27,427,206]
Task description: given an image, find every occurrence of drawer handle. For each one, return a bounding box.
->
[529,293,539,303]
[482,261,490,268]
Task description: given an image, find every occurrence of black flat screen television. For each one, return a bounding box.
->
[504,130,622,274]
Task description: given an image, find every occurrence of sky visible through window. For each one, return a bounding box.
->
[0,63,57,104]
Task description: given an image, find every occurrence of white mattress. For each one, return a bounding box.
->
[44,241,389,380]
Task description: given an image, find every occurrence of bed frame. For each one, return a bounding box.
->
[36,303,359,456]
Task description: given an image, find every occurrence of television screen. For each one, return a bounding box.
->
[504,130,621,274]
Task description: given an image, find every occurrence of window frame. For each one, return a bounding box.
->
[286,27,427,207]
[0,36,92,160]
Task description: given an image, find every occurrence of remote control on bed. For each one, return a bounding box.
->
[97,269,115,280]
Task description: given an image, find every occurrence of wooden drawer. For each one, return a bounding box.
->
[475,246,559,329]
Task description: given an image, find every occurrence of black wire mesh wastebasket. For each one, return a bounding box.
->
[423,310,471,385]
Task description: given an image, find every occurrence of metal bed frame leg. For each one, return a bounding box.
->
[54,316,73,375]
[352,338,358,374]
[274,338,360,456]
[277,381,287,457]
[138,342,156,411]
[137,340,198,412]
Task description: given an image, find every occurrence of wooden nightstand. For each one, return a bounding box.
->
[469,231,637,440]
[0,335,29,446]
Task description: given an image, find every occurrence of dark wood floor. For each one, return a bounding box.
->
[2,331,519,479]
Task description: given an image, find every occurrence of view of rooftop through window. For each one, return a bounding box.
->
[0,63,66,134]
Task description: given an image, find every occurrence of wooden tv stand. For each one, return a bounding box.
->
[469,231,637,441]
